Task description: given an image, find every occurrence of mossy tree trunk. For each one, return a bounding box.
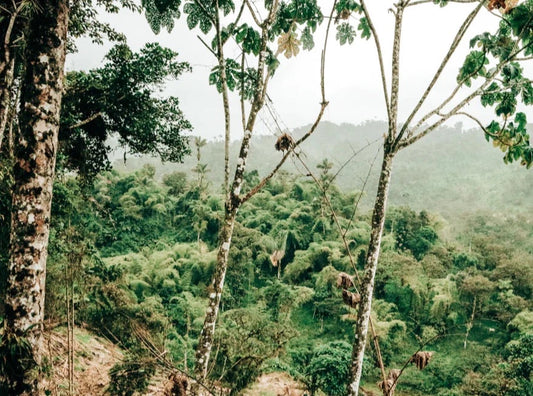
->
[4,1,69,394]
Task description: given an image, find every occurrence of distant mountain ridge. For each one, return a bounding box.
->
[114,120,533,217]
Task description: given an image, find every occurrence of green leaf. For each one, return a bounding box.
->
[481,82,501,107]
[235,24,261,55]
[433,0,448,7]
[301,26,315,50]
[457,50,488,86]
[495,92,517,117]
[208,58,240,92]
[358,17,371,40]
[183,1,213,33]
[336,23,356,46]
[515,112,527,130]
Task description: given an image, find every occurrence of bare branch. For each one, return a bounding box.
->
[213,0,232,197]
[321,0,338,103]
[240,51,246,131]
[239,101,328,204]
[394,0,484,147]
[389,3,405,137]
[245,0,262,27]
[196,35,217,57]
[360,0,391,120]
[68,112,103,130]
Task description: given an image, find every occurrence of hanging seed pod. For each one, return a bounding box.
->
[164,372,188,396]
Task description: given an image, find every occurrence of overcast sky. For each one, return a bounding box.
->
[67,1,504,140]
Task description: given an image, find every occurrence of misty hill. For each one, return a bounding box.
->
[114,120,533,217]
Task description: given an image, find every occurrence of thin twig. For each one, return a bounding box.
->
[360,0,391,120]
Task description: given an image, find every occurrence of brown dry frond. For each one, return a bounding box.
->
[275,133,295,152]
[410,351,434,370]
[342,289,361,308]
[336,272,355,289]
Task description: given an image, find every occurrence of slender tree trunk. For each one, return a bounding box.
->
[4,1,69,394]
[193,208,237,382]
[0,56,15,150]
[463,296,476,349]
[348,149,395,396]
[192,4,274,387]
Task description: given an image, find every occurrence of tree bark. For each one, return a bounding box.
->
[0,56,15,150]
[347,148,395,396]
[191,124,258,395]
[191,4,275,390]
[4,1,69,394]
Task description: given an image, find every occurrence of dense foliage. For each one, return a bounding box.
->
[1,159,528,394]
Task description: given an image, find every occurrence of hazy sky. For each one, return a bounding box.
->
[67,1,503,140]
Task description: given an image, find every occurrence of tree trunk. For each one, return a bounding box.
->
[0,56,15,150]
[348,149,395,396]
[192,209,236,390]
[4,1,69,394]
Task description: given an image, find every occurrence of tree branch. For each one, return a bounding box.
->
[360,0,391,120]
[240,0,337,204]
[389,2,405,139]
[245,0,262,27]
[394,0,484,147]
[68,112,103,130]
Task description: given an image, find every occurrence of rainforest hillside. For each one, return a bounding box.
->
[115,121,533,218]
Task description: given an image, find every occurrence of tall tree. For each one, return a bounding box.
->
[141,0,329,391]
[0,0,26,151]
[335,1,533,394]
[3,1,69,394]
[0,1,191,393]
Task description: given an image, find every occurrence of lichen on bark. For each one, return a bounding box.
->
[3,1,69,394]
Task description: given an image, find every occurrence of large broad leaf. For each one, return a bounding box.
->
[336,22,356,46]
[277,31,301,58]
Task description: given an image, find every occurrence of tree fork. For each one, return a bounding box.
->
[4,0,69,394]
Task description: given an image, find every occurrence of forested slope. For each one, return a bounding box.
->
[116,121,533,217]
[1,157,528,395]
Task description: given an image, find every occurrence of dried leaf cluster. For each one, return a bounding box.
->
[410,351,434,370]
[164,372,188,396]
[277,32,301,58]
[270,250,285,267]
[336,272,355,289]
[487,0,518,14]
[275,133,295,152]
[337,272,360,309]
[377,368,400,395]
[342,289,361,308]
